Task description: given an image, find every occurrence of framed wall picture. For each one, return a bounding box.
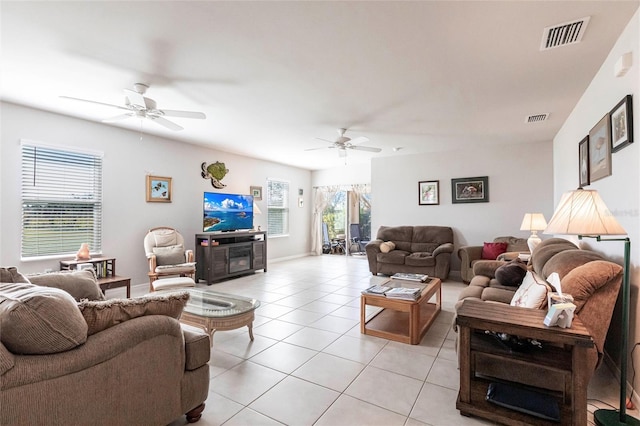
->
[146,175,172,203]
[250,186,262,200]
[578,136,590,187]
[610,94,633,153]
[588,114,612,183]
[418,180,439,205]
[451,176,489,204]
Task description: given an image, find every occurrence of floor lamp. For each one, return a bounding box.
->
[544,188,639,426]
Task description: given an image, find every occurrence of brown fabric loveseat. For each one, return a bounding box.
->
[365,225,454,279]
[0,268,210,426]
[454,238,623,388]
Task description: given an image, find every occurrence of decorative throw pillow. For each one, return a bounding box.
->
[0,267,30,284]
[495,259,528,287]
[510,271,549,309]
[0,282,88,354]
[481,242,509,260]
[27,269,105,302]
[77,292,190,335]
[380,241,396,253]
[153,244,186,266]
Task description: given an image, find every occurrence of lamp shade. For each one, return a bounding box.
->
[520,213,547,231]
[253,202,262,215]
[544,189,626,236]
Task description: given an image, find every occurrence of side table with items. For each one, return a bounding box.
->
[60,257,131,298]
[456,299,594,425]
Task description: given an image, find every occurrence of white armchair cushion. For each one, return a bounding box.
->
[155,262,196,273]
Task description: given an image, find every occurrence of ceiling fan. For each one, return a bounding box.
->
[306,128,381,157]
[60,83,206,131]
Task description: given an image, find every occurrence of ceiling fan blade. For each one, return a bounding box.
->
[149,116,183,131]
[349,136,370,145]
[338,148,347,158]
[161,109,206,119]
[124,89,147,108]
[304,146,330,151]
[60,96,129,111]
[315,137,335,144]
[102,113,134,123]
[350,145,382,153]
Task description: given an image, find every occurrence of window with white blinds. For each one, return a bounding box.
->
[267,179,289,237]
[21,142,103,259]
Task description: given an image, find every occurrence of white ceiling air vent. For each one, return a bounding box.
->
[540,17,590,51]
[525,113,549,123]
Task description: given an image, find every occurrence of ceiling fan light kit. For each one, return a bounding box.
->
[60,83,206,131]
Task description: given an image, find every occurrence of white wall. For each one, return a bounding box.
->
[370,141,554,272]
[311,162,371,187]
[553,10,640,394]
[0,102,312,285]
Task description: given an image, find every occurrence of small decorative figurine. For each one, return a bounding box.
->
[75,243,91,261]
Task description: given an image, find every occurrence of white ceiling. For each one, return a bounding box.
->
[2,1,638,171]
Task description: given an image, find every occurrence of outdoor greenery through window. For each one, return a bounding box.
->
[267,179,289,237]
[21,142,103,259]
[323,189,371,240]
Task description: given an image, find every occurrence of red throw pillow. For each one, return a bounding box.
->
[482,242,509,260]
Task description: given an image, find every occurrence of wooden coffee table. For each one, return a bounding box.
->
[360,277,441,344]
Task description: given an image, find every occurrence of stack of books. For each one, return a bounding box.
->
[385,287,422,300]
[362,284,422,300]
[390,272,429,282]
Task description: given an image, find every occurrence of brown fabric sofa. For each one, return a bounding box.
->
[457,236,529,283]
[454,238,623,388]
[365,225,454,279]
[0,268,210,426]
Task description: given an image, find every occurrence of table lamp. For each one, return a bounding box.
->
[520,213,548,253]
[544,188,638,426]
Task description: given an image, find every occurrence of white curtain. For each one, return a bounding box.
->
[311,186,339,255]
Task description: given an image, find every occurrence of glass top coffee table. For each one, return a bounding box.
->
[165,288,260,346]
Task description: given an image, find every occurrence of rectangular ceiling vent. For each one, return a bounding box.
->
[525,113,549,123]
[540,17,590,51]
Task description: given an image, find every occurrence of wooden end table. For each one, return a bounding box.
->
[456,299,594,426]
[360,277,441,345]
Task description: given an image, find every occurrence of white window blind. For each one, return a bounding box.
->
[267,179,289,236]
[21,142,103,259]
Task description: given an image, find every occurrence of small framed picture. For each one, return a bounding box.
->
[589,114,612,183]
[418,180,439,205]
[578,136,590,188]
[146,175,172,203]
[451,176,489,204]
[250,186,262,200]
[610,94,633,153]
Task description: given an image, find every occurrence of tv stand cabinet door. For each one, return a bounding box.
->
[211,246,229,279]
[253,241,266,271]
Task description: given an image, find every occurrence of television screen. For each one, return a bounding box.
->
[203,192,254,232]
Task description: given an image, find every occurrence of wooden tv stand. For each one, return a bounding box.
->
[456,300,594,426]
[195,231,266,285]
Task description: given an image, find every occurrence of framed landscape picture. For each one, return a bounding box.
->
[610,94,633,153]
[146,175,172,202]
[451,176,489,204]
[578,136,589,187]
[418,180,439,205]
[588,114,612,183]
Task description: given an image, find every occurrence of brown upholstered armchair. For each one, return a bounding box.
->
[144,227,196,290]
[457,236,529,283]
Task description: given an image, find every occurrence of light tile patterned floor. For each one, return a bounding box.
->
[118,254,637,426]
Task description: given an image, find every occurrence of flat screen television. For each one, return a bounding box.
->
[203,192,254,232]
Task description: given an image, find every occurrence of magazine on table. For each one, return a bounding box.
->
[385,287,422,300]
[390,273,429,282]
[362,284,392,295]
